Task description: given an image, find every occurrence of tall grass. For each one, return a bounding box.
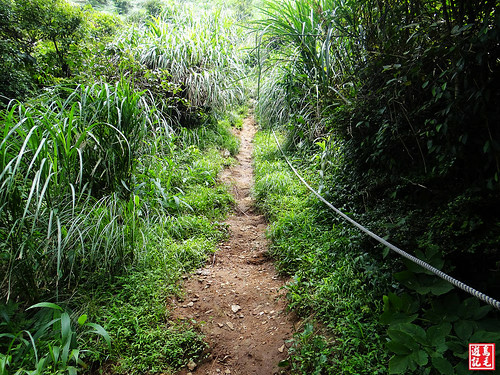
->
[253,0,361,137]
[112,5,245,119]
[1,0,248,304]
[0,80,172,303]
[1,1,249,372]
[0,81,240,374]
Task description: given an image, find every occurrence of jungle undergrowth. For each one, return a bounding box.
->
[0,115,241,375]
[76,118,240,374]
[253,129,391,374]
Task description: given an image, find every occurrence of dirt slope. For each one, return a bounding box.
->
[173,117,297,375]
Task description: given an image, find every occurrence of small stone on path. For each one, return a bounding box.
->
[187,359,197,371]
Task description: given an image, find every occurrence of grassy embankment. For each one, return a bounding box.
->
[0,0,249,373]
[253,130,391,374]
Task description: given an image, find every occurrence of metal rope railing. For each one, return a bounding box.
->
[271,130,500,311]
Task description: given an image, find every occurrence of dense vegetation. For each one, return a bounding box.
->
[254,0,500,374]
[1,0,499,374]
[254,131,392,373]
[1,0,246,373]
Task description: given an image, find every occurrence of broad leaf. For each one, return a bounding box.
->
[85,323,111,348]
[454,320,474,341]
[389,355,410,374]
[387,328,419,351]
[429,279,454,296]
[386,340,412,356]
[427,322,452,347]
[27,302,63,311]
[411,350,428,366]
[431,356,454,375]
[395,323,427,345]
[77,314,88,326]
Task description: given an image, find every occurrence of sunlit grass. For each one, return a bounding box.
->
[0,80,162,302]
[0,0,248,373]
[110,5,245,121]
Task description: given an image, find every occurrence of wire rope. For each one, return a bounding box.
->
[272,130,500,311]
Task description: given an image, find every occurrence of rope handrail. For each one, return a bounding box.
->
[271,130,500,311]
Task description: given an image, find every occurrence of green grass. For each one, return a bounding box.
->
[181,185,234,219]
[77,122,238,374]
[0,90,241,375]
[179,120,241,156]
[253,130,500,374]
[0,124,238,374]
[80,119,237,372]
[0,80,161,303]
[0,1,248,373]
[81,265,208,374]
[162,215,229,242]
[110,5,245,121]
[253,129,390,374]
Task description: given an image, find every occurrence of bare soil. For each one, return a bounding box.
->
[172,117,297,375]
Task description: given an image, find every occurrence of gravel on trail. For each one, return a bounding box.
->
[173,117,297,375]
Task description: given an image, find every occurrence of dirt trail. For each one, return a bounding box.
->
[173,117,296,375]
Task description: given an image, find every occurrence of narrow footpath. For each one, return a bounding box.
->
[173,116,296,375]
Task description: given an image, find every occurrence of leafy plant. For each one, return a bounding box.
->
[253,129,389,373]
[0,302,109,375]
[0,79,169,302]
[382,260,500,375]
[1,1,246,374]
[134,6,245,115]
[255,1,500,373]
[279,323,333,375]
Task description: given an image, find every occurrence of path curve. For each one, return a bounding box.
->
[173,116,296,375]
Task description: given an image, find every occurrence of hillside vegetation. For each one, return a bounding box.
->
[1,0,499,374]
[1,0,247,373]
[254,0,500,374]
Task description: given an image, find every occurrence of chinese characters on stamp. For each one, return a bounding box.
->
[469,343,496,371]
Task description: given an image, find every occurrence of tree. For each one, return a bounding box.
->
[14,0,86,77]
[143,0,163,17]
[0,0,34,102]
[115,0,131,14]
[0,0,87,101]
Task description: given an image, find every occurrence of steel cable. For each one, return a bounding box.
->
[272,130,500,311]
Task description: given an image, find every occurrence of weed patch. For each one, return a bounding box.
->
[81,266,208,374]
[79,126,238,373]
[0,110,239,374]
[254,129,390,374]
[0,1,246,373]
[181,185,234,219]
